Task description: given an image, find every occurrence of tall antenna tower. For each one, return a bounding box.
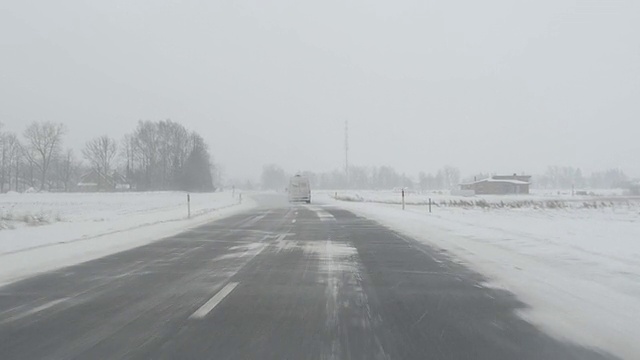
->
[344,120,349,186]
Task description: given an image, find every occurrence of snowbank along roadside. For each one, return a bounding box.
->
[320,191,640,360]
[0,191,256,286]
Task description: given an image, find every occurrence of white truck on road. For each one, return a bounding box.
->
[288,174,311,203]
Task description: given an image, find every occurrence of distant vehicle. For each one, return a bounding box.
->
[288,174,311,203]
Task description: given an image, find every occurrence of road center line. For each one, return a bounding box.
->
[190,282,239,319]
[191,232,279,320]
[316,210,335,221]
[307,206,336,221]
[240,213,268,228]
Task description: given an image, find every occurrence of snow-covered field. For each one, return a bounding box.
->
[3,188,638,357]
[333,188,637,209]
[320,190,640,359]
[0,191,255,285]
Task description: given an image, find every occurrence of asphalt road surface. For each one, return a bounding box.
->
[0,194,616,360]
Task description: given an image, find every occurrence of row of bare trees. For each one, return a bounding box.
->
[0,120,216,193]
[123,120,215,191]
[0,122,73,192]
[532,166,629,189]
[304,165,457,190]
[263,163,633,192]
[263,165,426,190]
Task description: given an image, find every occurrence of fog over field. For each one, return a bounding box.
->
[1,0,639,182]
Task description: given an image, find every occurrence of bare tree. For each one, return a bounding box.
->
[58,149,80,192]
[439,166,461,190]
[1,132,21,192]
[83,135,117,177]
[22,122,66,190]
[120,134,135,181]
[120,120,216,191]
[261,164,287,191]
[132,121,160,190]
[180,133,214,192]
[21,143,37,189]
[0,124,6,191]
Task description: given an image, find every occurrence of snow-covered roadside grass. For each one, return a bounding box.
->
[332,189,640,210]
[319,191,640,359]
[0,191,245,254]
[0,191,255,285]
[0,211,58,230]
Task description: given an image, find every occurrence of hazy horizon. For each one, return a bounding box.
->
[2,1,639,180]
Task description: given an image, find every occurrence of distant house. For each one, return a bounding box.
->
[460,174,531,195]
[77,170,131,192]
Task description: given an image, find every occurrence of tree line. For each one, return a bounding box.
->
[260,164,461,191]
[0,120,216,193]
[532,166,629,189]
[260,163,633,191]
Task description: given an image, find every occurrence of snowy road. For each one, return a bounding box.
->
[0,194,616,359]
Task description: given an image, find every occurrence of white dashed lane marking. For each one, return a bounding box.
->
[307,206,336,222]
[190,282,239,319]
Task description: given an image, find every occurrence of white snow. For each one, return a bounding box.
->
[320,191,640,360]
[0,191,255,286]
[461,178,530,185]
[331,188,638,206]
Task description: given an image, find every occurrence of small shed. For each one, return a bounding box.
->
[460,174,531,195]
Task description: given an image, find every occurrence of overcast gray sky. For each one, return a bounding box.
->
[1,0,639,180]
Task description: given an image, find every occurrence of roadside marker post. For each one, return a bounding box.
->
[402,189,405,210]
[239,193,242,204]
[429,198,432,213]
[187,194,191,218]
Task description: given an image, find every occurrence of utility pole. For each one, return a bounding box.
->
[345,120,349,187]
